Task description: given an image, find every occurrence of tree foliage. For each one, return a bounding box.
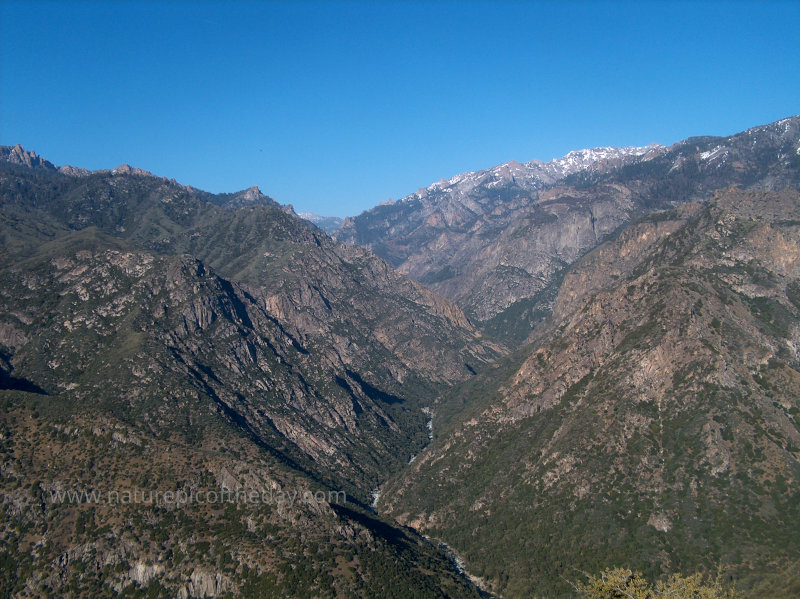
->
[575,567,737,599]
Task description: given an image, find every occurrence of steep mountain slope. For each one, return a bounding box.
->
[1,387,484,598]
[0,154,499,597]
[381,188,800,598]
[337,116,800,343]
[0,160,499,490]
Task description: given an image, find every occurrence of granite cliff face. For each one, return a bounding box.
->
[337,117,800,343]
[381,188,800,598]
[0,144,60,171]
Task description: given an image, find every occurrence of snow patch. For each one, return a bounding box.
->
[397,143,664,208]
[699,145,727,161]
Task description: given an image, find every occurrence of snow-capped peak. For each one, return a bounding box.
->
[548,143,663,176]
[406,143,664,205]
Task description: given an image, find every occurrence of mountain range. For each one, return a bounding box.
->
[337,117,800,344]
[1,114,799,598]
[0,152,498,597]
[381,186,800,597]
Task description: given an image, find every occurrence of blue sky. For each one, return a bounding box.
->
[2,1,799,217]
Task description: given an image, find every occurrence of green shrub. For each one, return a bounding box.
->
[575,567,738,598]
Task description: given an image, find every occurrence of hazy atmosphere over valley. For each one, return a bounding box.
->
[2,1,800,598]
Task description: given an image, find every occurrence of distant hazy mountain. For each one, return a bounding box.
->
[298,212,344,234]
[337,116,800,345]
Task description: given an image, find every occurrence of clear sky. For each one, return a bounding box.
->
[2,1,799,217]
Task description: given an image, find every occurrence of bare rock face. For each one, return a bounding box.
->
[177,569,232,598]
[337,116,800,342]
[58,164,91,177]
[0,144,58,170]
[111,164,154,177]
[127,561,165,587]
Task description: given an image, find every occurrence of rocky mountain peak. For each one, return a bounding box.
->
[0,144,58,170]
[111,164,154,177]
[547,142,665,176]
[57,164,91,177]
[0,146,155,179]
[212,184,280,209]
[745,114,800,139]
[404,142,665,206]
[242,184,263,198]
